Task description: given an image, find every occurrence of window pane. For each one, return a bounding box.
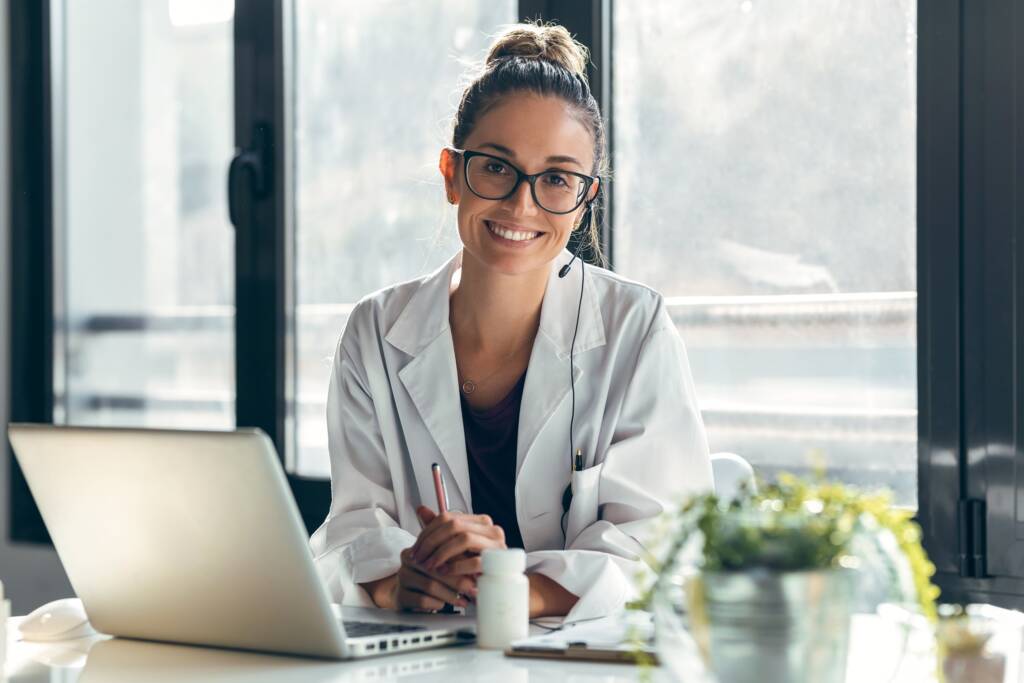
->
[55,0,235,429]
[293,1,518,476]
[614,1,918,505]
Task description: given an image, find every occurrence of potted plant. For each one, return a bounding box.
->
[637,473,941,683]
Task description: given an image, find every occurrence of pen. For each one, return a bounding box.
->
[430,463,458,614]
[574,448,583,472]
[431,463,449,514]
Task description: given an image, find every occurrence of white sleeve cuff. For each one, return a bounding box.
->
[526,549,638,623]
[313,526,417,607]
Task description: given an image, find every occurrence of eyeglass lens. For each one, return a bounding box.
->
[465,155,587,213]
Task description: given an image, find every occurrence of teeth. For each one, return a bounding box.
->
[487,221,540,242]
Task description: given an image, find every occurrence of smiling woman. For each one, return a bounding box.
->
[441,92,600,277]
[309,20,713,622]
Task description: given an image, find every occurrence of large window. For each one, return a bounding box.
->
[614,1,918,505]
[53,0,235,430]
[13,0,1024,612]
[292,0,517,476]
[44,1,921,496]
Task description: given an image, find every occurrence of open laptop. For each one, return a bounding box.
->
[7,424,474,659]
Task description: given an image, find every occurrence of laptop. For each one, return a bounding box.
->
[7,424,475,659]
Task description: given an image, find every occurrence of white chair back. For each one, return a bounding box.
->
[710,452,756,500]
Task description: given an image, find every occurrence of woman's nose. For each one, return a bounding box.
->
[504,178,540,216]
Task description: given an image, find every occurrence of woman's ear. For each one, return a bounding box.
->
[438,148,459,204]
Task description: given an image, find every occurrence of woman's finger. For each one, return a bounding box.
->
[399,553,470,606]
[432,568,478,597]
[423,527,505,570]
[412,513,495,562]
[439,554,483,577]
[396,586,445,612]
[401,567,468,607]
[416,505,436,529]
[428,562,477,594]
[403,547,472,594]
[414,512,492,554]
[410,510,459,557]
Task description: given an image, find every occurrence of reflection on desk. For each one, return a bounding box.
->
[4,616,666,683]
[5,613,955,682]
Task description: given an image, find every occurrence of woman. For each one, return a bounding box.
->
[310,21,712,622]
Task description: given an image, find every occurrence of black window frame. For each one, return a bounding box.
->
[8,0,1024,612]
[919,0,1024,607]
[7,0,55,544]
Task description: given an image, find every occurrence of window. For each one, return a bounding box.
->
[14,0,1024,613]
[292,0,517,476]
[52,0,235,430]
[613,1,918,505]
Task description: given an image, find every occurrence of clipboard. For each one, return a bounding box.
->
[503,612,659,665]
[505,641,659,665]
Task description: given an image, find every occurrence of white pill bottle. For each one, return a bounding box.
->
[475,548,529,649]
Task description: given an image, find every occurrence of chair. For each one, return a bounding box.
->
[710,452,756,501]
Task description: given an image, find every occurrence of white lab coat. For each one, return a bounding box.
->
[310,248,712,622]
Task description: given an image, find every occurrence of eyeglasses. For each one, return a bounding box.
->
[449,147,599,215]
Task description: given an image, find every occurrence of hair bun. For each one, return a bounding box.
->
[485,21,590,80]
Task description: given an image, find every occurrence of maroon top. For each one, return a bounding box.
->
[460,372,527,549]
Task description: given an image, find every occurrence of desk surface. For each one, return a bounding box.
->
[4,614,671,683]
[3,612,949,683]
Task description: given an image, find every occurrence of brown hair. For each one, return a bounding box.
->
[451,21,609,265]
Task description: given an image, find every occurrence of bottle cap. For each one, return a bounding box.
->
[482,548,526,575]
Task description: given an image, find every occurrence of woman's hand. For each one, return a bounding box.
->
[411,506,506,575]
[392,547,476,612]
[362,546,479,612]
[362,507,507,611]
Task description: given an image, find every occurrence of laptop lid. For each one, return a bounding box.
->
[8,424,349,659]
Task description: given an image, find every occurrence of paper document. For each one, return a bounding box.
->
[506,611,657,663]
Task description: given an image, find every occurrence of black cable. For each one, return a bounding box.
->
[569,260,584,466]
[560,258,586,539]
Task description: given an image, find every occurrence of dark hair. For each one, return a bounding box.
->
[451,21,609,265]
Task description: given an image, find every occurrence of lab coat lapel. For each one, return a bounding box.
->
[516,251,605,478]
[517,335,577,478]
[387,253,472,512]
[397,335,471,511]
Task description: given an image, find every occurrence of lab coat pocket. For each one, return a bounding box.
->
[564,463,603,545]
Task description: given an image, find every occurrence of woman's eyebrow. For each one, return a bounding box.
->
[479,142,582,169]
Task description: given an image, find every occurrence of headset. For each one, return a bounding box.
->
[558,200,594,539]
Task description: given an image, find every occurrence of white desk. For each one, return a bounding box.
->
[1,612,965,683]
[4,614,671,683]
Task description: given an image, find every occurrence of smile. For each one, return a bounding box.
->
[485,221,541,242]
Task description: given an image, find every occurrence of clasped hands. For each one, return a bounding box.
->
[383,506,507,612]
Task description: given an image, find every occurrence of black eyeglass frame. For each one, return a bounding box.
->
[448,147,600,215]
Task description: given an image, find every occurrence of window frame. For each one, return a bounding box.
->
[920,0,1024,607]
[231,0,330,534]
[915,0,962,582]
[7,0,55,544]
